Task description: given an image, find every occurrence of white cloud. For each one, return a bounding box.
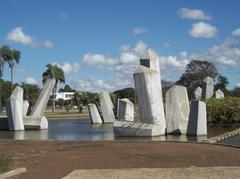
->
[61,62,80,74]
[119,44,130,52]
[133,27,148,35]
[120,52,138,63]
[236,83,240,87]
[179,7,211,20]
[83,53,117,65]
[6,27,54,48]
[43,40,54,48]
[189,22,217,38]
[231,28,240,37]
[163,42,171,48]
[15,67,26,73]
[24,77,38,85]
[6,27,34,46]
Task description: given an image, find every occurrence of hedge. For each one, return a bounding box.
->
[204,97,240,124]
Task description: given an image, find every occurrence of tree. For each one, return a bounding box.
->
[1,45,21,85]
[177,60,218,97]
[215,75,230,95]
[59,84,75,92]
[73,92,88,113]
[21,83,40,107]
[231,87,240,97]
[161,80,175,102]
[113,87,135,103]
[42,64,65,112]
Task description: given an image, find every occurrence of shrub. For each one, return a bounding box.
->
[204,97,240,124]
[0,154,11,173]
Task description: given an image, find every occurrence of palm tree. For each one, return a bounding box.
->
[42,64,65,112]
[1,45,21,85]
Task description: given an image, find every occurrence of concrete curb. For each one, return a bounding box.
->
[0,167,27,178]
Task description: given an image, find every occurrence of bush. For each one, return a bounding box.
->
[0,154,11,173]
[205,97,240,124]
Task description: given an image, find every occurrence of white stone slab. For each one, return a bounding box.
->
[165,85,190,134]
[22,100,29,116]
[187,100,207,136]
[133,66,166,134]
[113,121,164,137]
[194,87,202,100]
[117,98,134,122]
[31,78,55,116]
[23,116,48,130]
[99,92,115,123]
[5,86,24,130]
[202,76,214,99]
[215,89,224,99]
[88,103,102,124]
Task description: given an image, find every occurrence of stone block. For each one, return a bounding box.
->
[194,87,202,100]
[99,92,115,123]
[202,76,214,99]
[5,86,24,130]
[23,116,48,130]
[215,89,224,99]
[187,101,207,136]
[88,103,102,124]
[117,98,134,122]
[22,100,29,116]
[165,85,190,134]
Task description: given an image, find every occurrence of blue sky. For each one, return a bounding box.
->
[0,0,240,91]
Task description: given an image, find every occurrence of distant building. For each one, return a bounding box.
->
[54,92,75,101]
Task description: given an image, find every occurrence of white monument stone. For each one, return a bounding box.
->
[99,92,115,123]
[202,76,214,99]
[114,50,166,136]
[165,85,190,134]
[215,89,224,99]
[187,100,207,136]
[5,86,24,130]
[22,100,29,116]
[194,87,202,100]
[88,103,102,124]
[117,98,134,122]
[23,78,55,129]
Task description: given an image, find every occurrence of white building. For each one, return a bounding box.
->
[54,92,75,101]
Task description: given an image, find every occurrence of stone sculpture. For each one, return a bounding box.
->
[165,85,190,134]
[88,103,103,124]
[194,87,202,100]
[187,100,207,136]
[99,92,115,123]
[117,98,134,122]
[202,76,214,99]
[215,89,224,99]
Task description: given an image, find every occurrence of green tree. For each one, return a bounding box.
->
[113,87,135,103]
[21,83,40,107]
[59,84,75,92]
[73,92,88,113]
[42,64,65,112]
[177,60,218,98]
[0,45,21,85]
[231,87,240,97]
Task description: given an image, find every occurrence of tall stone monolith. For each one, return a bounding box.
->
[194,87,202,100]
[202,76,214,99]
[187,100,207,136]
[5,86,24,130]
[117,98,134,122]
[215,89,224,99]
[88,103,102,124]
[165,85,190,134]
[99,92,115,123]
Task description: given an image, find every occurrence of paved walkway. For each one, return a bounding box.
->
[0,141,239,178]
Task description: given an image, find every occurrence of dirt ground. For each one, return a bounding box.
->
[0,141,239,179]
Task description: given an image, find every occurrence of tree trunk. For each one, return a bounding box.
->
[52,86,56,112]
[11,67,13,90]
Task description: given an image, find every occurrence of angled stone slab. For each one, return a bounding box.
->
[187,100,207,136]
[117,98,134,122]
[22,100,29,116]
[5,86,24,130]
[202,76,214,99]
[133,65,166,134]
[99,92,115,123]
[88,103,102,124]
[194,87,202,100]
[31,78,56,116]
[113,121,164,137]
[215,89,224,99]
[165,85,190,134]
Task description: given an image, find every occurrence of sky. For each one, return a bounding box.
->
[0,0,240,91]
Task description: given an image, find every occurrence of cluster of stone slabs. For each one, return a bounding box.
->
[89,50,225,137]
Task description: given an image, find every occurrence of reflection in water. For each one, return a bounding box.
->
[0,119,238,143]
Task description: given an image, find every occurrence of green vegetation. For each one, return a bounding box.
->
[0,154,11,173]
[113,87,135,103]
[205,97,240,124]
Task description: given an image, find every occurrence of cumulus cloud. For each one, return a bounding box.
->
[188,22,217,38]
[133,27,148,35]
[24,77,38,85]
[179,7,211,20]
[61,62,80,74]
[83,53,117,65]
[6,27,54,48]
[231,28,240,37]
